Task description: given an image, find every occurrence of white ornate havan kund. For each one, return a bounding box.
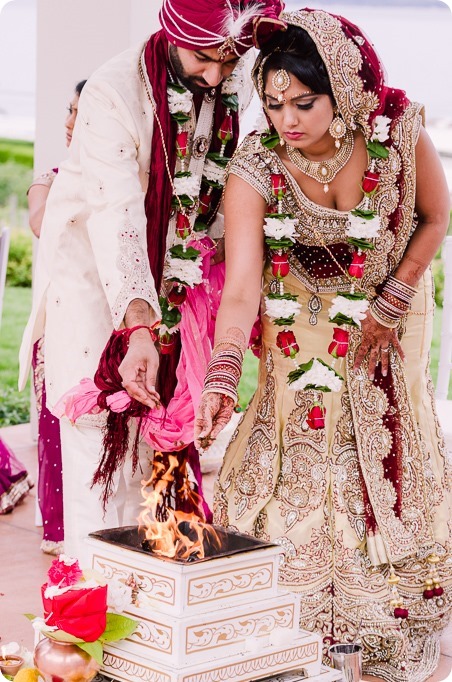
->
[86,533,342,682]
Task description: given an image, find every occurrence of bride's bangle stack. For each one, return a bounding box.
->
[370,275,417,328]
[202,341,245,402]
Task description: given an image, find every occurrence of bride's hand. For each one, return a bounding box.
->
[353,311,404,380]
[194,393,235,452]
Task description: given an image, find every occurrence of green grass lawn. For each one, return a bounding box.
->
[0,285,446,425]
[0,286,32,425]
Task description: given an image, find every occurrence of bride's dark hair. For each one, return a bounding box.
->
[261,25,333,98]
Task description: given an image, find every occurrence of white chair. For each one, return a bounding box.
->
[435,235,452,454]
[0,225,11,329]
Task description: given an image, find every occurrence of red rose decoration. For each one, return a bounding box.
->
[176,212,191,240]
[271,252,290,278]
[159,332,176,355]
[348,251,367,279]
[199,192,213,215]
[47,558,83,588]
[168,285,187,307]
[42,584,108,642]
[176,131,189,159]
[362,171,380,194]
[328,328,349,359]
[276,330,299,359]
[218,114,233,143]
[267,203,279,215]
[271,173,287,201]
[306,404,326,430]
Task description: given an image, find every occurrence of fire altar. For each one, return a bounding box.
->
[86,526,341,682]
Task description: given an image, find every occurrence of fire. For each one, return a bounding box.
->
[138,452,220,561]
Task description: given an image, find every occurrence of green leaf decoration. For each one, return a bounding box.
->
[206,152,230,167]
[265,237,295,250]
[171,112,191,125]
[366,140,389,159]
[274,316,296,326]
[265,212,293,220]
[329,313,359,328]
[337,291,367,301]
[168,83,188,94]
[171,195,195,208]
[25,613,37,621]
[261,132,280,149]
[100,613,138,643]
[350,208,377,220]
[175,171,191,178]
[194,219,208,233]
[347,237,375,251]
[159,297,182,329]
[45,629,85,644]
[169,244,201,261]
[267,292,298,302]
[222,94,239,111]
[203,179,223,190]
[76,640,104,666]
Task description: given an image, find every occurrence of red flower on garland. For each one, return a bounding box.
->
[271,252,290,278]
[176,131,189,159]
[42,584,108,642]
[168,285,187,307]
[328,328,350,358]
[47,557,83,588]
[276,330,299,359]
[199,192,213,215]
[307,403,326,430]
[348,251,367,279]
[176,212,191,240]
[362,171,380,194]
[159,332,177,355]
[218,114,233,143]
[267,203,279,215]
[270,173,287,201]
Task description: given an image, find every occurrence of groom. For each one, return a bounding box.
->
[20,0,284,562]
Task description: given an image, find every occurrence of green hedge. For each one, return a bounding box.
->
[6,230,33,287]
[0,138,34,168]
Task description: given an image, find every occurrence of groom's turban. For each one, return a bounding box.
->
[160,0,286,58]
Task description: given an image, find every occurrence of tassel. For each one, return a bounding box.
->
[424,553,444,600]
[388,566,409,619]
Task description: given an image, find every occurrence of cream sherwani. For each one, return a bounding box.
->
[20,41,252,561]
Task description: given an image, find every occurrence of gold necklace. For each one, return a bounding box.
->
[286,128,355,193]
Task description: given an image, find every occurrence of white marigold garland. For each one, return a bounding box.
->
[261,114,391,430]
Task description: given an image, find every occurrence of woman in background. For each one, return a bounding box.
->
[27,79,86,553]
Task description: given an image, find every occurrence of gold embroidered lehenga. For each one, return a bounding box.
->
[213,12,451,682]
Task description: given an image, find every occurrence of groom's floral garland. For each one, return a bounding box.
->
[156,72,241,351]
[261,116,392,429]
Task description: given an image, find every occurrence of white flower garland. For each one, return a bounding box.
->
[288,359,343,393]
[328,295,370,327]
[264,216,297,241]
[264,296,302,320]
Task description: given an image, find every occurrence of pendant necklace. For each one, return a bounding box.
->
[286,128,355,193]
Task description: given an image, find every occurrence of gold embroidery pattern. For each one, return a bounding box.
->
[346,330,434,562]
[113,216,159,323]
[274,391,327,531]
[233,351,278,519]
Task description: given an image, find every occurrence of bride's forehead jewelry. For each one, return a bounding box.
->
[272,69,291,103]
[264,89,314,102]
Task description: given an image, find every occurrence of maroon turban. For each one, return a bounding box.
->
[160,0,285,57]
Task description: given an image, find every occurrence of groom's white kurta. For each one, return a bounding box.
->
[19,41,253,561]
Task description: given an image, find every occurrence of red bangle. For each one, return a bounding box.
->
[125,325,158,343]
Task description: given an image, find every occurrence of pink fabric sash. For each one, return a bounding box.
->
[54,237,224,452]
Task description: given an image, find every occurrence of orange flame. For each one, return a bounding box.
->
[138,452,220,561]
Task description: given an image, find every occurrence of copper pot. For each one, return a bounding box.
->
[34,637,101,682]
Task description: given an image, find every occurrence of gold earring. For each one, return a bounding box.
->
[329,113,347,149]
